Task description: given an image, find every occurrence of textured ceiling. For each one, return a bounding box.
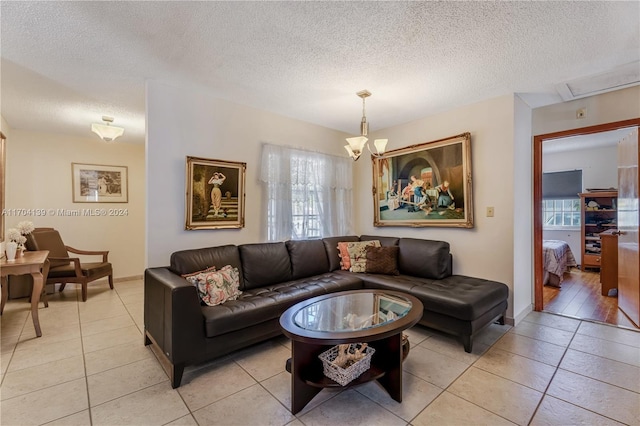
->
[1,1,639,144]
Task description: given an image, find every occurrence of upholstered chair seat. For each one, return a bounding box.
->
[46,262,112,279]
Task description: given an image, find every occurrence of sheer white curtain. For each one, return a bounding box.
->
[260,143,353,241]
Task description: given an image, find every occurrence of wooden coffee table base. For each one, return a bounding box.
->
[287,332,404,414]
[280,289,422,415]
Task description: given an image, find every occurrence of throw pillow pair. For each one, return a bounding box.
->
[182,265,242,306]
[337,240,399,275]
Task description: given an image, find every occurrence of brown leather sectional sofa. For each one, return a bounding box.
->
[144,235,509,388]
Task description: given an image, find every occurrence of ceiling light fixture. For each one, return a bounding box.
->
[344,90,388,161]
[91,116,124,142]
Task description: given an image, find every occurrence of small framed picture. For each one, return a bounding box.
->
[71,163,128,203]
[185,156,246,230]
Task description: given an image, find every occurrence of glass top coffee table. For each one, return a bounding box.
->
[280,289,423,414]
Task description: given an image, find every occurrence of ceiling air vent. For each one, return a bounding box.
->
[555,61,640,101]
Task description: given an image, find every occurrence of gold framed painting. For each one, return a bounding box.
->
[185,156,246,230]
[1,132,5,241]
[72,163,128,203]
[372,132,474,228]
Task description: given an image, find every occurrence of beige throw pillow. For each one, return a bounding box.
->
[346,240,381,273]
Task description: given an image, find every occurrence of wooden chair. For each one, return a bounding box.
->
[28,229,113,302]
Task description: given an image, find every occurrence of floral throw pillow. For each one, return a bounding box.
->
[182,266,217,283]
[183,265,242,306]
[337,242,352,270]
[346,240,381,273]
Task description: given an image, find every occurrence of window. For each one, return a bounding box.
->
[260,144,353,241]
[542,170,582,228]
[543,199,581,228]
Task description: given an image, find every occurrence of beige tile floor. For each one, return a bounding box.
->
[1,279,639,425]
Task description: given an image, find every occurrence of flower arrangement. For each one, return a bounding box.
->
[6,228,26,248]
[17,221,35,236]
[6,221,34,250]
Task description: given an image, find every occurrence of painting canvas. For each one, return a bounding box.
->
[376,294,411,323]
[372,132,474,228]
[72,163,128,203]
[185,156,246,230]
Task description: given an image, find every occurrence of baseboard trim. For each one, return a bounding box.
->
[513,304,533,326]
[114,275,143,283]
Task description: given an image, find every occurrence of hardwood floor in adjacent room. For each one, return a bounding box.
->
[543,268,638,329]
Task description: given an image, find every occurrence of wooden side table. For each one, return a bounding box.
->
[1,250,50,337]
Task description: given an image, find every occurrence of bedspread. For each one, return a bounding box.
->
[543,240,577,285]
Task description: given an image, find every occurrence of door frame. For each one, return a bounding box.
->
[533,118,640,311]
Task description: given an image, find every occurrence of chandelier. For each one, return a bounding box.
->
[344,90,388,161]
[91,116,124,142]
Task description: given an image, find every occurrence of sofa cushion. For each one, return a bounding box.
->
[239,242,291,289]
[365,246,399,275]
[359,274,508,321]
[360,235,400,247]
[184,265,242,306]
[322,236,360,271]
[201,272,363,337]
[286,239,330,280]
[398,238,451,279]
[347,240,381,273]
[170,244,245,289]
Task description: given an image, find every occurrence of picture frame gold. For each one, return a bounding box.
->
[185,156,246,230]
[72,163,128,203]
[372,132,474,228]
[1,132,6,241]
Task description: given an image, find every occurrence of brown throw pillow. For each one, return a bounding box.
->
[365,246,399,275]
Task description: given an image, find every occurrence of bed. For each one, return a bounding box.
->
[543,240,578,287]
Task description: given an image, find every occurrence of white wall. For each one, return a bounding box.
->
[354,95,518,320]
[146,81,350,267]
[4,127,145,279]
[533,86,640,134]
[513,94,533,323]
[543,145,618,190]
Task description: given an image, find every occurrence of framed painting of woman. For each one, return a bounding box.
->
[185,156,246,230]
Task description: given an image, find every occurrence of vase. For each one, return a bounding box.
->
[5,241,18,261]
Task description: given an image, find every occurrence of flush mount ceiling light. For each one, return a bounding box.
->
[91,116,124,142]
[344,90,388,161]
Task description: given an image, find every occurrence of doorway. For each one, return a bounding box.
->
[533,118,640,327]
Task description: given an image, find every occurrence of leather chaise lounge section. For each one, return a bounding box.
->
[144,236,508,388]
